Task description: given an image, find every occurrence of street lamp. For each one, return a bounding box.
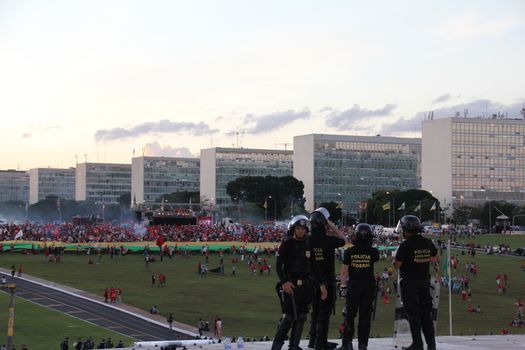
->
[95,201,105,221]
[337,193,345,227]
[386,191,392,227]
[268,195,277,222]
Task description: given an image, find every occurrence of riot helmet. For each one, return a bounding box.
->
[354,223,373,246]
[288,215,310,233]
[310,207,330,237]
[396,215,423,236]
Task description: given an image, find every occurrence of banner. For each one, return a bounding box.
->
[197,216,213,226]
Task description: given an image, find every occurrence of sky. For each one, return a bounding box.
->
[1,0,524,170]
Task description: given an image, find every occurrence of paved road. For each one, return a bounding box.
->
[0,272,192,341]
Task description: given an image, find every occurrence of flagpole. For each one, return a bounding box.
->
[448,238,452,335]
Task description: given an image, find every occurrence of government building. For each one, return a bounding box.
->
[293,134,421,214]
[131,156,200,204]
[200,147,293,212]
[293,134,421,213]
[422,115,525,208]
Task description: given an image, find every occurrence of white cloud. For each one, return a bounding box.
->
[143,141,196,158]
[325,104,397,130]
[243,108,312,134]
[95,120,219,142]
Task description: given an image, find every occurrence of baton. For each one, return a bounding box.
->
[332,285,337,315]
[371,279,379,321]
[291,291,298,320]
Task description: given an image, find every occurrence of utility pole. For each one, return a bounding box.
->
[1,283,16,350]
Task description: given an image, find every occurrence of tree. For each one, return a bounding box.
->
[226,176,305,220]
[363,189,438,226]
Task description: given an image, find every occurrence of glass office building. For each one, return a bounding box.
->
[294,134,421,213]
[29,168,76,204]
[200,147,293,211]
[0,170,29,203]
[423,116,525,207]
[75,162,131,204]
[131,156,200,204]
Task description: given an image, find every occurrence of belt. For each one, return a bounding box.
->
[291,277,309,285]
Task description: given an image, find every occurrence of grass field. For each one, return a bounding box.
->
[0,293,134,350]
[447,233,525,250]
[1,234,525,345]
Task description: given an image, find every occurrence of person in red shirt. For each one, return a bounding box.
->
[103,288,109,303]
[110,287,116,303]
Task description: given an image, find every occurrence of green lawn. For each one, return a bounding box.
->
[446,233,525,249]
[1,245,525,343]
[0,293,134,350]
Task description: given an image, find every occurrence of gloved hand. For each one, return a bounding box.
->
[339,285,347,298]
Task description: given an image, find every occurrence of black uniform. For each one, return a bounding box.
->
[272,236,319,350]
[340,245,379,350]
[309,234,346,349]
[395,234,437,350]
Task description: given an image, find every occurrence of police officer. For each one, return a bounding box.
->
[337,224,379,350]
[308,208,346,350]
[272,215,323,350]
[394,215,437,350]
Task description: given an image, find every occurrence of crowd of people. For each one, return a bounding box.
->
[59,336,125,349]
[0,221,290,244]
[3,212,525,349]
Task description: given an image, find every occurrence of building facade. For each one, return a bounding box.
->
[29,168,76,204]
[131,156,200,204]
[75,162,131,204]
[200,147,293,211]
[294,134,421,213]
[422,116,525,207]
[0,170,29,203]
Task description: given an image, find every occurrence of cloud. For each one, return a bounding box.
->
[380,116,423,135]
[143,141,196,158]
[431,94,451,104]
[243,108,311,134]
[326,103,397,130]
[318,106,333,113]
[380,99,524,134]
[95,119,219,141]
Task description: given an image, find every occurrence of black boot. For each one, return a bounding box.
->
[402,344,424,350]
[335,343,353,350]
[273,314,294,349]
[271,340,284,350]
[289,314,307,350]
[314,320,329,350]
